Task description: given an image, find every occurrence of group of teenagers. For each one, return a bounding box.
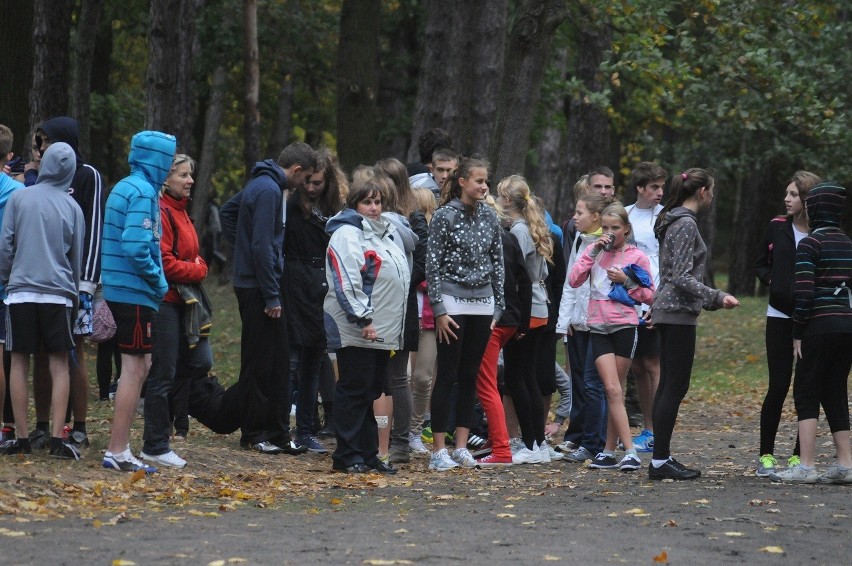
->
[0,121,850,484]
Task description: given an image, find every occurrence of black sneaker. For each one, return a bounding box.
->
[67,430,90,448]
[589,452,619,469]
[280,439,309,455]
[648,458,701,481]
[331,462,371,474]
[243,441,286,454]
[49,438,81,460]
[28,428,49,450]
[1,438,32,455]
[371,460,398,475]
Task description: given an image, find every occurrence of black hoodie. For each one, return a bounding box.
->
[792,182,852,338]
[38,117,104,295]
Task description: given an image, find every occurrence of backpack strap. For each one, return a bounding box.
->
[163,207,179,258]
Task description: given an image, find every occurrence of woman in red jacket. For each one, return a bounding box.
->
[141,154,211,469]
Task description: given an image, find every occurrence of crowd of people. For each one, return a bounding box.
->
[0,120,849,484]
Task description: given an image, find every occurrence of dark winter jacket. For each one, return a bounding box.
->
[544,232,567,332]
[220,160,287,309]
[399,209,428,351]
[497,229,532,332]
[754,216,799,316]
[39,117,105,295]
[283,196,332,348]
[792,182,852,339]
[652,206,726,325]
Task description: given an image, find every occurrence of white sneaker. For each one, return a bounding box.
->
[451,447,477,468]
[509,438,525,455]
[140,450,187,469]
[769,464,819,483]
[541,440,563,461]
[429,448,460,471]
[512,445,543,465]
[408,432,430,456]
[555,440,578,453]
[536,441,551,463]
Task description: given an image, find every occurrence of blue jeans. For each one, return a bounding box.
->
[562,330,606,453]
[143,302,212,455]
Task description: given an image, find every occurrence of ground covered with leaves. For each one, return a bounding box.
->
[1,387,849,564]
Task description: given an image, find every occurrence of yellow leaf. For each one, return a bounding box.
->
[92,520,103,529]
[128,469,146,484]
[0,528,28,537]
[362,561,413,565]
[495,513,516,518]
[725,532,743,537]
[760,546,784,554]
[543,556,561,561]
[208,561,225,566]
[623,508,645,515]
[330,498,343,505]
[112,561,137,566]
[653,550,668,563]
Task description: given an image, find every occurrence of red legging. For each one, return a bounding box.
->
[476,326,517,459]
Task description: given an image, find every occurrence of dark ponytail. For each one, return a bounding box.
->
[655,167,714,231]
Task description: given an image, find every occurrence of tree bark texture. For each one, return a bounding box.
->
[335,0,381,173]
[30,0,71,137]
[490,0,567,183]
[71,0,104,161]
[146,0,201,153]
[407,0,507,161]
[726,165,774,296]
[554,11,612,222]
[525,46,568,215]
[243,0,261,177]
[193,64,228,237]
[0,2,33,157]
[267,69,294,157]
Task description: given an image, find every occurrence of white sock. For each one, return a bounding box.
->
[651,458,670,468]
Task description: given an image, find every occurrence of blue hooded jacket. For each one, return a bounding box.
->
[101,131,176,310]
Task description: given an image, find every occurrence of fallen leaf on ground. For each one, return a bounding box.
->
[653,550,668,563]
[543,555,561,561]
[760,546,784,554]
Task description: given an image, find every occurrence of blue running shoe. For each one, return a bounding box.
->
[103,449,158,474]
[632,429,654,453]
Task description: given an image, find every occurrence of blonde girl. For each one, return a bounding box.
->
[497,175,553,463]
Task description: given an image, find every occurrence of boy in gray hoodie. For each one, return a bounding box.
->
[0,142,84,459]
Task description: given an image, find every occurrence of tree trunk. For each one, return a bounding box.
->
[466,1,507,157]
[726,166,771,296]
[243,0,261,176]
[146,0,201,152]
[406,0,463,163]
[525,45,568,213]
[490,0,568,183]
[70,0,104,161]
[554,10,612,222]
[193,64,228,237]
[336,0,381,173]
[267,69,294,157]
[0,2,34,157]
[30,0,72,135]
[89,13,113,181]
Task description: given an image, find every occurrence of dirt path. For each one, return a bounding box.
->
[1,397,849,565]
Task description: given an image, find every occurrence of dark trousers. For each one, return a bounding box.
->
[431,314,492,433]
[794,333,852,431]
[503,326,545,448]
[563,331,606,453]
[291,344,323,437]
[143,302,213,454]
[188,374,241,434]
[234,287,291,445]
[760,317,800,456]
[333,347,389,468]
[96,336,121,400]
[652,324,695,460]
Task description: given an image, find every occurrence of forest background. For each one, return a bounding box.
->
[0,0,849,296]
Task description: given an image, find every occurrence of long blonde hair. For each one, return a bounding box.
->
[496,175,553,262]
[412,187,436,224]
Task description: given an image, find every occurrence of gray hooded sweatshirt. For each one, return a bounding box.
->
[0,142,85,308]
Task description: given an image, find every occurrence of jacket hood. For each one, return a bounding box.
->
[654,206,695,240]
[34,142,76,191]
[326,207,366,234]
[409,172,439,192]
[806,182,846,231]
[250,159,287,188]
[383,211,418,253]
[128,131,177,189]
[39,117,82,162]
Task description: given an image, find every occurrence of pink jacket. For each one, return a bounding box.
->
[568,244,655,329]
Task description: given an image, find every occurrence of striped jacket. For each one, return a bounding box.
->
[793,182,852,339]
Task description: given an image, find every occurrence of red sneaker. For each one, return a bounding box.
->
[476,453,513,467]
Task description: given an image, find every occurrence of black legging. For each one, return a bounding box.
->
[503,326,545,449]
[652,324,696,460]
[430,314,492,433]
[760,317,800,456]
[96,336,122,400]
[794,334,852,431]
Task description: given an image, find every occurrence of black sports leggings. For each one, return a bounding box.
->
[652,324,695,460]
[503,326,545,449]
[793,333,852,432]
[759,317,800,456]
